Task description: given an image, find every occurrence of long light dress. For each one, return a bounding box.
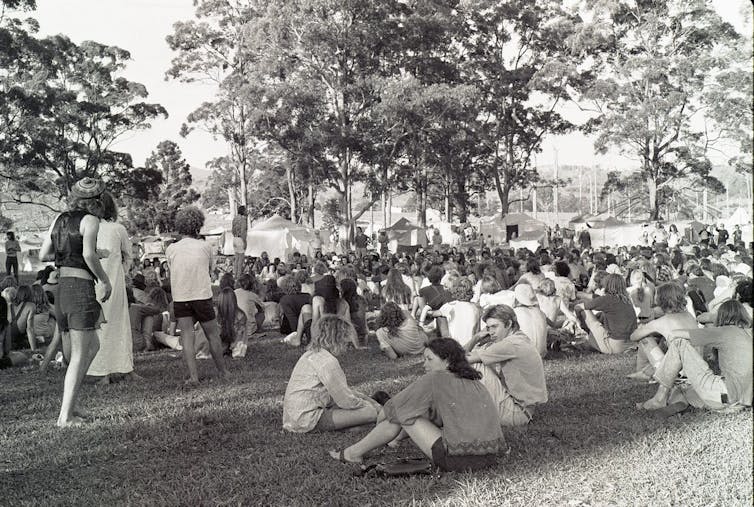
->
[88,220,134,376]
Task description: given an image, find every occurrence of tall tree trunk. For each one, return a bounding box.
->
[647,176,659,220]
[286,165,297,222]
[444,182,451,222]
[493,159,510,218]
[307,182,315,227]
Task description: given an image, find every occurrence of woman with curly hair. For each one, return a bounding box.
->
[575,273,638,354]
[330,338,504,472]
[283,315,380,433]
[165,206,229,384]
[375,301,427,359]
[628,282,698,380]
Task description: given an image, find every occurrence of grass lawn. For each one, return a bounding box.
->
[1,333,751,506]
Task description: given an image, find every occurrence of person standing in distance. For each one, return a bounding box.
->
[4,231,20,280]
[232,205,248,277]
[39,177,112,427]
[166,206,230,384]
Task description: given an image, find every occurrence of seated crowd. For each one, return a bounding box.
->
[1,213,751,474]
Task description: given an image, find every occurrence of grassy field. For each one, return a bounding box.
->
[1,333,751,506]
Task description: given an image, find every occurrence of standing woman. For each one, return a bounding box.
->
[39,178,112,427]
[87,192,139,383]
[4,232,21,280]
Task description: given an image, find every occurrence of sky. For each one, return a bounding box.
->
[29,0,753,175]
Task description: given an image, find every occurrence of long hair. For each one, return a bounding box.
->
[147,287,170,311]
[602,273,631,305]
[315,274,340,314]
[13,285,32,306]
[309,314,354,356]
[655,282,687,313]
[449,277,474,302]
[629,269,646,303]
[716,300,752,328]
[217,287,241,344]
[377,301,406,335]
[426,338,481,381]
[480,275,501,295]
[99,192,118,222]
[383,268,411,306]
[30,284,50,313]
[339,278,359,314]
[238,273,259,293]
[219,273,235,291]
[70,194,107,219]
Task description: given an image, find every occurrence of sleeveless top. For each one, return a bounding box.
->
[51,210,96,278]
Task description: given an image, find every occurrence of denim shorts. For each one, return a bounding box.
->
[173,298,216,323]
[55,277,104,332]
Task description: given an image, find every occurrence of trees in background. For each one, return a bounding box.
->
[0,0,166,216]
[583,0,742,219]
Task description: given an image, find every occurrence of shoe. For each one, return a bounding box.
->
[195,351,211,360]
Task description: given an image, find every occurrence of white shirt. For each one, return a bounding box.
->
[166,237,213,302]
[437,301,481,348]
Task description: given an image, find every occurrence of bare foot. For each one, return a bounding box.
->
[96,376,111,386]
[636,397,667,410]
[626,371,653,381]
[56,415,86,428]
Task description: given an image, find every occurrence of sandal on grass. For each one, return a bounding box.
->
[329,449,363,466]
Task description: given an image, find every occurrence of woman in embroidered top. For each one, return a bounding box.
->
[283,315,380,433]
[330,338,505,472]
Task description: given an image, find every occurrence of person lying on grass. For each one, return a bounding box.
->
[465,304,548,427]
[283,315,380,433]
[638,299,752,413]
[627,282,698,381]
[330,338,504,472]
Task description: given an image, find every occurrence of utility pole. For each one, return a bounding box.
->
[553,148,559,226]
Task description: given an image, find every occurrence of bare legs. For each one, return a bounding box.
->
[177,316,230,383]
[57,329,100,427]
[283,304,312,347]
[331,417,441,463]
[325,406,380,431]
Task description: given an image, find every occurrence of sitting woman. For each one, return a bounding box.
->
[283,274,352,348]
[477,275,515,310]
[283,315,380,433]
[382,268,412,310]
[638,299,752,412]
[329,338,505,472]
[234,273,264,339]
[375,302,427,359]
[9,285,35,350]
[216,277,248,357]
[278,275,311,336]
[575,273,638,354]
[25,284,58,353]
[628,269,654,322]
[340,278,368,349]
[129,286,170,351]
[628,282,698,380]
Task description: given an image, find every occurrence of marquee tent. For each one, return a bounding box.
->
[385,217,428,253]
[481,213,548,249]
[245,215,316,259]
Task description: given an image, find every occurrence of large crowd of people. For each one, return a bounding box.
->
[0,178,752,473]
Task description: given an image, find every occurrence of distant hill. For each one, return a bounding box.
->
[189,166,213,191]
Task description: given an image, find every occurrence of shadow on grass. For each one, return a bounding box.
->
[1,344,751,506]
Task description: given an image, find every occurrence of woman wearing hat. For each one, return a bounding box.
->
[40,177,112,427]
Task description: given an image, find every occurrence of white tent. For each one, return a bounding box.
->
[245,215,316,259]
[724,207,752,230]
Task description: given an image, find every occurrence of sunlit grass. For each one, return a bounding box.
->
[1,335,751,506]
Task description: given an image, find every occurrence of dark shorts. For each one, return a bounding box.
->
[173,298,216,323]
[55,277,103,332]
[430,438,497,473]
[314,408,337,432]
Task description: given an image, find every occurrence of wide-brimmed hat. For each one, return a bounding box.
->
[514,284,537,307]
[71,177,106,199]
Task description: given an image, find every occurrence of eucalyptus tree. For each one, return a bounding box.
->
[581,0,740,219]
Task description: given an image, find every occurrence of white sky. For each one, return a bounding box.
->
[29,0,752,173]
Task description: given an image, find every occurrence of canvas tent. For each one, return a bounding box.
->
[385,217,428,253]
[245,215,316,259]
[569,212,624,229]
[481,213,548,249]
